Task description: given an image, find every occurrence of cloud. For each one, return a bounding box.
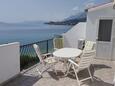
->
[83,0,95,9]
[85,2,95,8]
[72,6,82,14]
[72,0,95,13]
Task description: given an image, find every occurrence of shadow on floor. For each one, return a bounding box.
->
[83,76,114,86]
[3,74,41,86]
[93,64,112,70]
[66,68,93,80]
[90,64,112,77]
[48,70,67,80]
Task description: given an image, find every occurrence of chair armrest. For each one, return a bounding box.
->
[68,59,79,67]
[42,53,53,58]
[54,48,58,51]
[43,53,52,56]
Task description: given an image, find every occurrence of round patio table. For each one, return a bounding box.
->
[53,48,82,75]
[53,48,82,59]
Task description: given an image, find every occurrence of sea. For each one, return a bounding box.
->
[0,23,72,45]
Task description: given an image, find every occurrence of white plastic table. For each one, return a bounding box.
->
[53,48,82,59]
[53,48,82,75]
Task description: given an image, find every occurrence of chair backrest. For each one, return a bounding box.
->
[78,50,96,70]
[33,44,44,63]
[83,41,96,51]
[53,37,64,50]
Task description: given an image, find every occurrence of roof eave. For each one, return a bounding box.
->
[86,2,113,12]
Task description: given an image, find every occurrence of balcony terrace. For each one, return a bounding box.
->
[1,1,115,86]
[3,58,114,86]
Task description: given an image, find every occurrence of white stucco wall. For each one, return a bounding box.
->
[86,3,115,41]
[0,42,20,84]
[63,22,86,48]
[86,3,115,60]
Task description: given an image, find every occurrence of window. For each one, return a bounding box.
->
[98,19,113,42]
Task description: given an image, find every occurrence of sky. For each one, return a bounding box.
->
[0,0,112,23]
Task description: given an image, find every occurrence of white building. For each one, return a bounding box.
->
[64,1,115,61]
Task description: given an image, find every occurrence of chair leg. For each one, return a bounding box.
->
[88,67,93,82]
[52,65,57,75]
[54,67,57,75]
[64,62,72,76]
[67,63,72,74]
[72,65,80,86]
[63,60,67,72]
[91,64,95,72]
[36,68,42,77]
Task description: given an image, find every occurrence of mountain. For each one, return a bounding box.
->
[64,12,86,21]
[45,11,87,25]
[0,12,87,26]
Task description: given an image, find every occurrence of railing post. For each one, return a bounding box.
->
[46,40,49,53]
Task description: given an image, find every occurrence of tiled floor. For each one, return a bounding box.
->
[3,59,114,86]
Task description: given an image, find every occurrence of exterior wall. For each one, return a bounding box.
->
[112,18,115,60]
[112,38,115,60]
[63,22,86,48]
[0,42,20,84]
[86,3,115,41]
[86,3,115,60]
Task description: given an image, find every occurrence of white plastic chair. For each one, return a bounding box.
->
[83,41,96,51]
[33,44,57,76]
[68,50,96,86]
[53,37,64,50]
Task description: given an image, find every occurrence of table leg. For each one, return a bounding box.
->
[63,59,71,76]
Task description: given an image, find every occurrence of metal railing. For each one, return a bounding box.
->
[20,38,54,70]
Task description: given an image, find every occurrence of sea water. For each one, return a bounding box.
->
[0,24,72,45]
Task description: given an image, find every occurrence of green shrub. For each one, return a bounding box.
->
[20,55,39,70]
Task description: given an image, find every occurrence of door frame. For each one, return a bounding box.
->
[96,17,115,60]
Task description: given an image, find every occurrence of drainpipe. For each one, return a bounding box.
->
[113,0,115,9]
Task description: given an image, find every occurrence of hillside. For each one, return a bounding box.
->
[45,12,87,25]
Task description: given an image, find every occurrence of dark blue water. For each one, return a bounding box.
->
[0,24,72,45]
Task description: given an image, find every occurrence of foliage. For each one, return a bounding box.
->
[20,55,39,70]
